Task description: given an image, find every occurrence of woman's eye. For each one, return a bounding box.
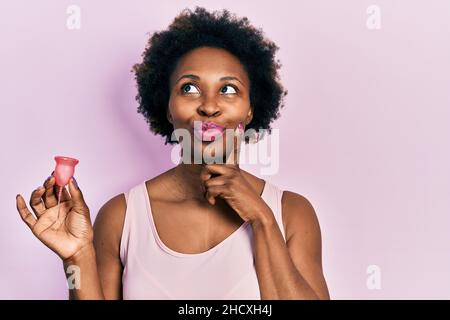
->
[181,84,199,94]
[221,85,237,95]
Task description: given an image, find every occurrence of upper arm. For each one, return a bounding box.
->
[282,191,330,300]
[93,193,127,300]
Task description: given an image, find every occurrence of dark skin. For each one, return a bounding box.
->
[15,47,329,300]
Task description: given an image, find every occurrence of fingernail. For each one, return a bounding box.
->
[72,177,79,189]
[238,122,244,130]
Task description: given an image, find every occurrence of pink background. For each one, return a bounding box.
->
[1,0,449,299]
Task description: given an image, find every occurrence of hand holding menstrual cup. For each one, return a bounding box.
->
[15,156,92,261]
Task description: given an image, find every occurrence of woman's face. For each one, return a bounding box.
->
[168,46,253,163]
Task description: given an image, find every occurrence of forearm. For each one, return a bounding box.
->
[63,244,105,300]
[251,212,319,300]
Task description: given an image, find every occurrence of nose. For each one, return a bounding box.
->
[197,96,221,118]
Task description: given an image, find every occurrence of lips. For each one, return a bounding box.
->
[193,121,226,142]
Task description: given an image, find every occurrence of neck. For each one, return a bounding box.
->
[172,162,207,200]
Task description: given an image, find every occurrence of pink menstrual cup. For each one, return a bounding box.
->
[54,156,79,187]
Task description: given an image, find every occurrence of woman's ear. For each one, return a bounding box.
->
[246,107,254,125]
[167,109,173,124]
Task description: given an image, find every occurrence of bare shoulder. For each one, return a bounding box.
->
[92,193,127,299]
[281,191,322,244]
[281,190,329,300]
[93,193,127,253]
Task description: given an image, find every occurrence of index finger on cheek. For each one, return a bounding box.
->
[227,130,242,165]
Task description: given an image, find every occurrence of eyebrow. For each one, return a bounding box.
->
[174,74,245,86]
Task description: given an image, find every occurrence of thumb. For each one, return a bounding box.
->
[68,177,88,211]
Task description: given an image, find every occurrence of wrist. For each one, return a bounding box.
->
[249,206,276,229]
[63,243,96,266]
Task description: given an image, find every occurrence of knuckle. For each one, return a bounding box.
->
[204,179,213,188]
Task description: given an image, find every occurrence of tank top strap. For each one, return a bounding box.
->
[120,181,151,266]
[123,190,129,206]
[261,180,286,242]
